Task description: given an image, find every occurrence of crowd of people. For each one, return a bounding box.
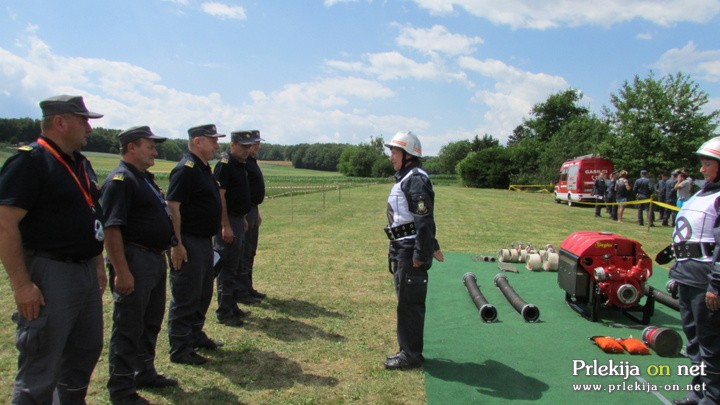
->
[592,168,696,226]
[0,96,268,405]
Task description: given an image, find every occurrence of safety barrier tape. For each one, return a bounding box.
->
[568,198,680,211]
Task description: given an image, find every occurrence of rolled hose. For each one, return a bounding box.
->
[493,273,540,322]
[462,272,497,322]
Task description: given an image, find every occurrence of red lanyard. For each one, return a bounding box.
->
[37,138,96,212]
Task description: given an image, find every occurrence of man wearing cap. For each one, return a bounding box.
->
[237,130,268,304]
[213,131,255,326]
[633,169,654,226]
[166,124,224,365]
[0,95,106,403]
[101,126,177,404]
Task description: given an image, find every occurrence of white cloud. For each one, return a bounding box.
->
[635,32,654,40]
[327,51,470,84]
[653,41,720,82]
[412,0,720,29]
[0,34,429,150]
[395,24,483,56]
[324,0,363,6]
[201,2,247,20]
[458,56,570,141]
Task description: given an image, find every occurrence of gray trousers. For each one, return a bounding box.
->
[107,245,167,401]
[213,215,245,317]
[678,283,720,404]
[168,235,214,358]
[12,255,103,405]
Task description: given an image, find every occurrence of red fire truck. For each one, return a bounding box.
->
[554,155,613,206]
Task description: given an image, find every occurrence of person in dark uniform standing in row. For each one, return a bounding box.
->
[237,130,267,304]
[383,131,443,370]
[0,95,107,404]
[167,124,225,366]
[101,126,178,405]
[669,136,720,405]
[633,169,654,226]
[214,131,255,326]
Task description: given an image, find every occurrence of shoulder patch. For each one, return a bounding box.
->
[220,158,229,164]
[112,173,125,182]
[17,145,34,152]
[184,160,195,168]
[414,197,429,215]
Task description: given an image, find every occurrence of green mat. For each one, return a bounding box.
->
[425,252,695,404]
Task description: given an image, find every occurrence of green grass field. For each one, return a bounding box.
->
[0,151,674,404]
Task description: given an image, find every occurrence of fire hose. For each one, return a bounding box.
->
[643,282,679,312]
[494,273,540,322]
[462,272,497,322]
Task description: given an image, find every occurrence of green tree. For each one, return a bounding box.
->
[457,146,512,188]
[435,140,471,174]
[600,72,720,176]
[525,89,588,142]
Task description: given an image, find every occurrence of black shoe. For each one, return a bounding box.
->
[250,289,266,299]
[672,398,698,405]
[386,352,401,360]
[136,374,179,389]
[237,295,261,305]
[171,351,208,365]
[217,314,244,327]
[195,337,224,350]
[384,356,423,370]
[235,308,251,318]
[111,393,150,405]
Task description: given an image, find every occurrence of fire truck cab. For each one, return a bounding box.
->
[554,155,613,206]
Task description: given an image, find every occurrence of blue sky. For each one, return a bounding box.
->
[1,0,719,155]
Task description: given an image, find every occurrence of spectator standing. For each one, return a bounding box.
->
[615,170,631,223]
[213,131,254,326]
[237,130,267,304]
[593,172,607,218]
[0,95,106,403]
[676,171,693,208]
[656,172,669,227]
[633,170,654,226]
[167,124,225,366]
[663,171,679,226]
[101,126,178,405]
[605,172,618,220]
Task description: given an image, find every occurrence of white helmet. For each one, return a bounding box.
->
[696,136,720,160]
[384,131,422,157]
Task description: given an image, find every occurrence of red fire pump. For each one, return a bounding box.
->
[557,231,655,324]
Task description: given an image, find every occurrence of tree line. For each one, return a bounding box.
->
[2,71,718,186]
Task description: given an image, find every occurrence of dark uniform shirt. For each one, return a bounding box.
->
[0,136,104,260]
[100,160,174,251]
[166,152,222,238]
[214,155,251,217]
[390,164,437,263]
[245,157,265,205]
[633,176,653,198]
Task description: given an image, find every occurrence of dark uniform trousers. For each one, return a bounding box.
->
[238,204,260,298]
[214,214,245,318]
[390,239,431,362]
[168,234,214,358]
[13,255,103,405]
[678,283,720,404]
[107,244,167,400]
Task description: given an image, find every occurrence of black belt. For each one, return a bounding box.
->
[24,249,91,264]
[127,242,167,256]
[384,223,416,240]
[672,242,716,259]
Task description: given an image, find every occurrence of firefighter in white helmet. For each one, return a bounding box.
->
[669,136,720,405]
[383,131,443,370]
